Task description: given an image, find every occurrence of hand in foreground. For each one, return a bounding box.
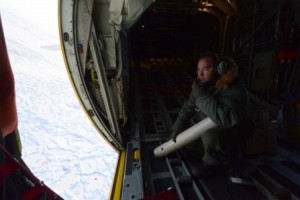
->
[191,79,204,97]
[192,79,199,89]
[169,131,179,143]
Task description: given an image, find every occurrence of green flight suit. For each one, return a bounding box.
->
[172,78,249,165]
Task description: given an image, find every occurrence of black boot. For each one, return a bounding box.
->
[192,163,224,179]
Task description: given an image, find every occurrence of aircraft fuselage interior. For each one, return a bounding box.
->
[59,0,300,199]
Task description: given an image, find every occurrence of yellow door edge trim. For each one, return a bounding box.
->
[110,150,126,200]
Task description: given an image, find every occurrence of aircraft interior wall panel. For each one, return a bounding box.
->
[75,0,94,74]
[93,3,111,36]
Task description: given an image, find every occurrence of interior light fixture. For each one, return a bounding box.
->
[201,0,214,7]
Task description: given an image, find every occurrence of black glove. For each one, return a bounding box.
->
[191,79,204,98]
[192,79,199,89]
[169,131,180,143]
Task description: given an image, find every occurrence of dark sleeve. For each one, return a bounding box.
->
[194,85,248,128]
[171,94,195,133]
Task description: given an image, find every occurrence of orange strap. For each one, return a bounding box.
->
[141,188,178,200]
[0,158,18,182]
[0,144,63,199]
[21,186,44,200]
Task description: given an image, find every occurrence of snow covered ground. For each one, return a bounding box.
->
[0,0,118,199]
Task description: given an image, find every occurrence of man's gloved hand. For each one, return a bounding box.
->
[191,79,204,98]
[169,131,180,143]
[192,79,199,89]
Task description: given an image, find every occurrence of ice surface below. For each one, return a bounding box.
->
[0,0,118,199]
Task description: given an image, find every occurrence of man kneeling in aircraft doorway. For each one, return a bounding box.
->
[171,52,251,179]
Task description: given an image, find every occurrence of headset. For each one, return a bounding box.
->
[199,51,229,76]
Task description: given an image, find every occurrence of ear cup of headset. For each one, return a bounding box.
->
[216,60,228,76]
[208,52,228,76]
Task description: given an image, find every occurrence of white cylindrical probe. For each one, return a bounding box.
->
[153,117,217,158]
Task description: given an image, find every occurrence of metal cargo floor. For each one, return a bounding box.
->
[125,64,300,200]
